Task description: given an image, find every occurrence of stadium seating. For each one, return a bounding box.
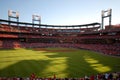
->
[0,23,120,56]
[0,39,21,48]
[18,42,120,56]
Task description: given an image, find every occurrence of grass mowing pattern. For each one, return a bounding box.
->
[0,48,120,78]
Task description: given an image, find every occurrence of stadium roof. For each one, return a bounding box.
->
[0,19,100,28]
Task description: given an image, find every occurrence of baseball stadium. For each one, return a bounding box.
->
[0,8,120,80]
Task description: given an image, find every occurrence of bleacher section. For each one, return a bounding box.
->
[0,19,120,56]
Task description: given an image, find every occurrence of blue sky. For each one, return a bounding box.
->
[0,0,120,25]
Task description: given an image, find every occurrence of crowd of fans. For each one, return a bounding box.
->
[0,40,21,48]
[0,72,120,80]
[0,24,57,34]
[0,24,100,34]
[75,43,120,56]
[19,42,120,56]
[0,39,120,56]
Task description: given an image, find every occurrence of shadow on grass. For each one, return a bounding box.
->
[42,48,120,77]
[0,48,119,78]
[0,60,50,77]
[42,51,99,78]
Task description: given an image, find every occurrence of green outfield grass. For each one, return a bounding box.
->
[0,48,120,78]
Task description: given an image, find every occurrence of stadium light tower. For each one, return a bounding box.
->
[32,14,41,28]
[101,8,112,29]
[8,10,19,26]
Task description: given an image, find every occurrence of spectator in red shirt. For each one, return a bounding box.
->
[30,73,36,80]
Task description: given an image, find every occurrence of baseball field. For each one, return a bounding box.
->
[0,48,120,78]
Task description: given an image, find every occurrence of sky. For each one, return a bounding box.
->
[0,0,120,26]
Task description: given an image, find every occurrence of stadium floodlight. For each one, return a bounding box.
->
[8,10,19,18]
[107,8,112,16]
[16,11,19,18]
[101,10,104,17]
[32,14,41,20]
[101,8,112,30]
[32,14,41,28]
[32,15,34,20]
[38,16,41,20]
[8,10,12,16]
[8,10,19,26]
